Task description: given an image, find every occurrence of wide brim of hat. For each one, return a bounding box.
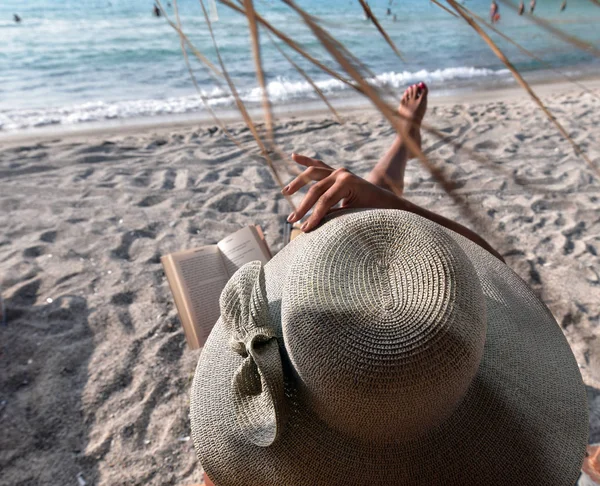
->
[190,209,588,486]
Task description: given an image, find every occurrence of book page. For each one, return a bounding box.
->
[217,226,271,278]
[171,245,229,347]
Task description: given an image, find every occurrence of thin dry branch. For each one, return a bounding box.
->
[217,0,365,94]
[430,0,459,17]
[498,0,600,57]
[448,0,599,178]
[156,1,224,83]
[198,0,295,207]
[357,0,405,61]
[267,32,343,124]
[243,0,274,143]
[169,0,244,149]
[167,0,503,185]
[462,4,599,101]
[282,0,458,197]
[227,0,500,181]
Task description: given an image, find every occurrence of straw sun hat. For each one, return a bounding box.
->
[190,209,588,485]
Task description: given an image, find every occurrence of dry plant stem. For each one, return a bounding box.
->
[223,0,399,107]
[217,0,364,94]
[243,0,274,144]
[236,0,378,85]
[429,0,459,17]
[198,0,296,209]
[267,32,343,124]
[170,0,245,149]
[282,0,511,248]
[357,0,405,61]
[282,0,458,198]
[498,0,600,57]
[156,0,224,83]
[174,0,504,183]
[172,0,299,180]
[274,0,498,180]
[461,4,599,101]
[448,0,599,179]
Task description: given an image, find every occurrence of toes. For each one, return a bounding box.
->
[409,84,417,100]
[417,81,428,98]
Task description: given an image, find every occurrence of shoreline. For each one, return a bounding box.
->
[2,75,599,145]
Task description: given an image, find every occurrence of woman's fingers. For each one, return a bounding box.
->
[291,153,332,170]
[288,176,336,223]
[301,182,348,231]
[283,166,332,195]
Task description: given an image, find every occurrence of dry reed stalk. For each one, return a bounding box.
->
[357,0,405,61]
[243,0,274,143]
[237,1,505,170]
[267,32,344,124]
[162,0,532,248]
[168,0,245,149]
[197,0,296,209]
[429,0,459,18]
[447,0,599,178]
[217,0,364,94]
[498,0,600,57]
[164,0,597,224]
[282,0,458,198]
[156,1,224,82]
[461,4,599,101]
[159,0,518,191]
[221,0,504,184]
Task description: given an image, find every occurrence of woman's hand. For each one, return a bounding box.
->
[282,153,404,232]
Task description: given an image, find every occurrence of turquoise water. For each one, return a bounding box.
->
[0,0,598,131]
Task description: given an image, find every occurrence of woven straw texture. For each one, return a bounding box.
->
[190,209,588,486]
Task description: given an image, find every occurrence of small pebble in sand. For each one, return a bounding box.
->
[144,440,151,445]
[118,219,123,225]
[27,359,33,365]
[107,270,112,274]
[178,436,190,442]
[46,297,53,304]
[76,472,87,486]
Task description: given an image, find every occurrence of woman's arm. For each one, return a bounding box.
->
[392,198,505,263]
[283,154,505,263]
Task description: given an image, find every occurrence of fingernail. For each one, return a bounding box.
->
[301,221,309,231]
[287,212,295,222]
[282,185,289,194]
[418,82,424,88]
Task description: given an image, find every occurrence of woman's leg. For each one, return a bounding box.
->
[367,83,428,195]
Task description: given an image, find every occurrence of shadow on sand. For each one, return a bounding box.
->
[0,279,98,485]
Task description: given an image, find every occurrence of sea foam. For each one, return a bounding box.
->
[0,67,510,131]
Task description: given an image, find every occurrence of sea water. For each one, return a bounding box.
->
[0,0,598,132]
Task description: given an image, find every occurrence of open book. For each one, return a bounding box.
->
[161,226,271,349]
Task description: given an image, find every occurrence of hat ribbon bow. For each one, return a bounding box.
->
[219,261,287,447]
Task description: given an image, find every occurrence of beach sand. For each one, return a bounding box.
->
[1,82,599,485]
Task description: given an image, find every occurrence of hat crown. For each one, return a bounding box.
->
[282,211,487,443]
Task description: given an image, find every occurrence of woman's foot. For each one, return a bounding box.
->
[398,82,428,158]
[367,82,428,195]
